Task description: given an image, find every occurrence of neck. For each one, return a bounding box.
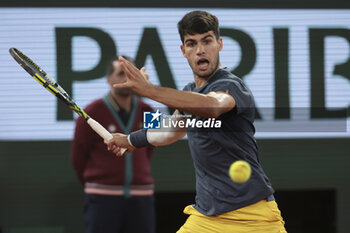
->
[194,76,210,89]
[194,66,221,89]
[110,91,132,113]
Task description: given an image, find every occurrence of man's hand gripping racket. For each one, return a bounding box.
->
[9,48,127,155]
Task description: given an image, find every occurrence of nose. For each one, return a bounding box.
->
[115,74,127,84]
[196,43,205,55]
[120,75,127,83]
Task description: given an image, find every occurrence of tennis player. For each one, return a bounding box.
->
[106,10,286,233]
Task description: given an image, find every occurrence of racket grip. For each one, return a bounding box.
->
[87,118,127,155]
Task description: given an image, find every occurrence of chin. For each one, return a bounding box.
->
[114,89,132,97]
[119,92,132,97]
[196,69,216,79]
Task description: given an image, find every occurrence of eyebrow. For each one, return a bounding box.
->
[184,34,214,44]
[201,34,214,41]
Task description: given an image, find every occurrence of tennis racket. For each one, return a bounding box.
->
[9,47,126,155]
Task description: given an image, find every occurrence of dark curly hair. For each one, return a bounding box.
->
[177,11,220,44]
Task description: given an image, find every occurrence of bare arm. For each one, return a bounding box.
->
[146,87,235,118]
[106,110,186,156]
[115,56,236,118]
[146,110,186,146]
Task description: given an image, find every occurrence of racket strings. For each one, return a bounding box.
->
[16,50,46,76]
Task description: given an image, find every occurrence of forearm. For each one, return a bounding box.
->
[127,129,185,147]
[145,85,232,118]
[147,129,186,146]
[117,56,234,118]
[130,110,186,146]
[107,111,186,155]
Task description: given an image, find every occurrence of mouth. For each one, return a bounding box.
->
[197,58,209,71]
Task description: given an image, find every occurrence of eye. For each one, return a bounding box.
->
[204,39,211,44]
[186,41,196,48]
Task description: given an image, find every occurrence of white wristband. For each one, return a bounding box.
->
[127,134,135,147]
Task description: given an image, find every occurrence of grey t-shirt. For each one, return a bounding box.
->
[183,68,274,215]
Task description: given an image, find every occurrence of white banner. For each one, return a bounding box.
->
[0,8,349,140]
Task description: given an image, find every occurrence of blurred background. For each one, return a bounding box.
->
[0,0,349,232]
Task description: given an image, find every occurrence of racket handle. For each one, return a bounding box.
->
[87,118,127,155]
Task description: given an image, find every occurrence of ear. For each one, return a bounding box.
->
[218,37,223,51]
[180,44,186,58]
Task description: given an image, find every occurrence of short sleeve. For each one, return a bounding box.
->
[208,79,253,115]
[182,82,195,92]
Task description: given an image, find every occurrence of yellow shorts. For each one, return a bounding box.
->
[177,200,287,233]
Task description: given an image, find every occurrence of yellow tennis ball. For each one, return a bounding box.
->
[229,160,251,183]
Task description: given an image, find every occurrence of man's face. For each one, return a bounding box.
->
[181,31,223,79]
[107,61,132,97]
